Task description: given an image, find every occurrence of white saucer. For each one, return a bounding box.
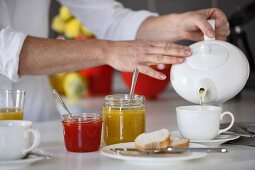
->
[171,130,240,147]
[100,142,208,162]
[0,155,43,170]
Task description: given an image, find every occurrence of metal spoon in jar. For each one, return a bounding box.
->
[129,68,139,99]
[52,89,73,118]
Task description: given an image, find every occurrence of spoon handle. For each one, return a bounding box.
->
[52,89,71,114]
[129,68,139,98]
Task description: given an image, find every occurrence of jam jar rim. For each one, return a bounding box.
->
[62,113,102,123]
[104,94,144,101]
[104,94,144,107]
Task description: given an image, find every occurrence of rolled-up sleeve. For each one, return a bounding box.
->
[58,0,158,40]
[0,27,27,82]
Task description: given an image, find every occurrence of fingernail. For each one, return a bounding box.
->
[160,74,166,80]
[207,30,215,37]
[184,49,192,55]
[178,58,184,62]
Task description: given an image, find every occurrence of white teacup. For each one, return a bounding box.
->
[176,105,235,140]
[0,120,40,160]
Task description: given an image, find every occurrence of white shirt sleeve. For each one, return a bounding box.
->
[0,27,27,82]
[57,0,158,40]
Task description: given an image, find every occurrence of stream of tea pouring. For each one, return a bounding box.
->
[199,87,207,105]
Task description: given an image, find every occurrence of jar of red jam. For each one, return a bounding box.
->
[62,113,102,152]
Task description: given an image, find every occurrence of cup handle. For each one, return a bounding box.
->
[218,111,235,135]
[22,129,41,154]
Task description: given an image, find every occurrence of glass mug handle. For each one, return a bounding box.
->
[22,129,41,154]
[218,111,235,135]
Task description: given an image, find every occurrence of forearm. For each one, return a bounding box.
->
[136,14,182,42]
[18,36,192,80]
[18,36,107,75]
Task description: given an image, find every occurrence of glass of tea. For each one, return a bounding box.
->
[0,89,26,120]
[62,113,102,152]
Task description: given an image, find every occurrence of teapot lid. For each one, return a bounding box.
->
[186,19,230,70]
[187,42,229,70]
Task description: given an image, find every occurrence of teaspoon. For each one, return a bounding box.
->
[129,68,139,99]
[52,89,73,118]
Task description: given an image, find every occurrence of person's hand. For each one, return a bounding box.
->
[103,40,192,80]
[176,8,230,41]
[137,8,229,42]
[18,37,189,79]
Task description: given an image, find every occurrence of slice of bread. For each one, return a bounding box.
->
[135,129,170,150]
[170,136,190,148]
[134,129,190,150]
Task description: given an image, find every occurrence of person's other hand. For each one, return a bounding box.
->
[176,8,230,41]
[103,40,192,80]
[137,8,229,42]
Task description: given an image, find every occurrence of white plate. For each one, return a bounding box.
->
[100,142,208,162]
[171,130,240,147]
[0,155,44,170]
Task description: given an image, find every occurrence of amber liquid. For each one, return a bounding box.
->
[0,108,23,120]
[199,88,207,106]
[103,107,145,145]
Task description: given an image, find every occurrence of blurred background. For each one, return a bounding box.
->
[48,0,255,99]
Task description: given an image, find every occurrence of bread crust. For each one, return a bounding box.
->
[135,134,171,150]
[170,137,190,148]
[135,129,190,150]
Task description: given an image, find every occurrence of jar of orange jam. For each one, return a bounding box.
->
[103,94,145,145]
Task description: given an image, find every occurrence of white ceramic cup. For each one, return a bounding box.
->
[0,120,40,160]
[176,105,235,140]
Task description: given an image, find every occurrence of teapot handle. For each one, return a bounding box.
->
[204,19,215,41]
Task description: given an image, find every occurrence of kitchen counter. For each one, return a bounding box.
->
[27,89,255,170]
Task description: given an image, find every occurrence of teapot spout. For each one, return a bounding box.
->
[197,79,217,104]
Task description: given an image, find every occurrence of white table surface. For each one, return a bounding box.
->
[28,89,255,170]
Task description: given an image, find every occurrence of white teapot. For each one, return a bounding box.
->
[170,20,250,104]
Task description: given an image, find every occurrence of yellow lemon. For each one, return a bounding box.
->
[64,19,82,38]
[49,73,66,95]
[51,15,65,33]
[63,72,88,99]
[59,6,72,21]
[81,25,94,37]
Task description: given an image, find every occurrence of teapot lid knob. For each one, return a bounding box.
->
[201,44,211,55]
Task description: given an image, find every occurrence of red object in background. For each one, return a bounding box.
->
[75,35,94,40]
[80,65,113,96]
[62,118,102,152]
[76,36,113,96]
[121,65,171,99]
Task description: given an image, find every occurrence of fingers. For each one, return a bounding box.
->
[208,8,229,40]
[145,55,185,65]
[192,15,215,38]
[137,65,167,80]
[147,42,192,57]
[215,20,230,40]
[107,40,191,80]
[196,8,230,40]
[183,31,204,42]
[142,42,192,65]
[215,29,230,40]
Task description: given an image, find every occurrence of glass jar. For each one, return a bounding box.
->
[0,90,26,120]
[102,94,145,145]
[62,113,102,152]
